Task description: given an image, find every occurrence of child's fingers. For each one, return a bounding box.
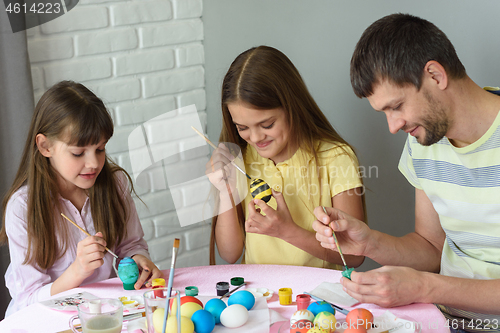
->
[253,198,273,216]
[134,268,151,290]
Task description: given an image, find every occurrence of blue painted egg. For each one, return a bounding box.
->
[117,257,139,290]
[204,298,227,324]
[307,301,335,316]
[191,309,215,333]
[227,290,255,310]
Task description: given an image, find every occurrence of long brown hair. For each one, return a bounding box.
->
[209,46,361,264]
[1,80,135,270]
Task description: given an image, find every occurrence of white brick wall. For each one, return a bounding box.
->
[27,0,209,270]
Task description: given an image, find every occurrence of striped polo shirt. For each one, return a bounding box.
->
[398,108,500,332]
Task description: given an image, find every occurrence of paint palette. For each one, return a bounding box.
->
[245,287,274,301]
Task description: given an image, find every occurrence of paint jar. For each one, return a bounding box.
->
[185,286,199,296]
[230,277,244,286]
[296,294,311,310]
[278,288,293,305]
[151,278,165,298]
[216,282,230,296]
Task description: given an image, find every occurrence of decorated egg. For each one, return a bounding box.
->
[220,304,249,328]
[346,308,373,330]
[191,309,215,333]
[313,311,336,332]
[290,309,315,325]
[307,301,335,316]
[204,298,227,324]
[342,268,355,280]
[117,257,139,290]
[306,327,330,333]
[152,308,194,333]
[250,178,272,203]
[228,290,255,310]
[290,319,313,333]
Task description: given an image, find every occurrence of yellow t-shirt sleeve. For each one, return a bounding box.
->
[326,146,364,197]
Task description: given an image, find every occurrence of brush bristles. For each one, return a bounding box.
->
[173,238,180,248]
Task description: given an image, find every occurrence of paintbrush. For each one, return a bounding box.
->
[61,213,119,259]
[322,207,348,271]
[304,292,348,315]
[219,282,247,299]
[191,126,251,180]
[162,238,180,333]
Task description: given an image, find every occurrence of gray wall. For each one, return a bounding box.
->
[203,0,500,271]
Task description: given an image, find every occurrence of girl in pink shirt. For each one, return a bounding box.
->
[1,81,162,316]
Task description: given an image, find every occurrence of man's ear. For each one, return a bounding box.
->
[36,134,52,157]
[423,60,448,90]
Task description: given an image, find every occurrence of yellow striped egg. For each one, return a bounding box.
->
[250,178,272,203]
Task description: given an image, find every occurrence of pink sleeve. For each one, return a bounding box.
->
[113,172,150,259]
[4,192,54,314]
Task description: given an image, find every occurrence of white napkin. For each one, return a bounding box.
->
[215,297,269,333]
[369,311,418,333]
[308,281,359,307]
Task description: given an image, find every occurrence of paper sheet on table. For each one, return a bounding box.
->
[308,281,359,307]
[368,311,419,333]
[215,297,270,333]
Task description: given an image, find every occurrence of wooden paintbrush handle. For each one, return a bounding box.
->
[60,213,119,259]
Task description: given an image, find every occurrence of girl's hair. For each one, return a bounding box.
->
[1,80,135,270]
[209,46,362,264]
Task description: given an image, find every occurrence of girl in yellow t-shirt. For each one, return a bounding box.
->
[207,46,365,269]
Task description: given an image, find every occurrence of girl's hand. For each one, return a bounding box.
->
[245,189,299,239]
[73,232,106,279]
[205,143,238,193]
[312,206,370,257]
[132,255,163,289]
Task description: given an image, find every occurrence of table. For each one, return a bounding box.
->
[0,264,449,333]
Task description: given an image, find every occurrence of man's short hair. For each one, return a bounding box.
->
[350,13,466,98]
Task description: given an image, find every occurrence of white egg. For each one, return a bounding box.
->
[219,304,249,328]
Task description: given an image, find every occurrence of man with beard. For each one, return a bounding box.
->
[313,13,500,332]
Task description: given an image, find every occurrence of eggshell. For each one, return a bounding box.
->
[152,308,195,333]
[290,319,313,333]
[307,301,335,316]
[313,311,336,332]
[180,302,203,319]
[290,309,315,325]
[227,290,255,310]
[219,304,249,328]
[204,298,227,324]
[345,308,373,330]
[191,309,215,333]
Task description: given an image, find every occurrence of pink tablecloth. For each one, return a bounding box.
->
[0,264,449,333]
